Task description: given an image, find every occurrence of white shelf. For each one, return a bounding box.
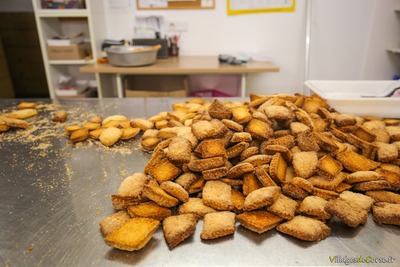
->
[33,0,108,99]
[37,9,89,18]
[49,59,95,65]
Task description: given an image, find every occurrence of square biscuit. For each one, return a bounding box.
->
[200,211,236,240]
[199,139,226,158]
[163,214,197,249]
[372,202,400,226]
[104,218,160,251]
[236,210,283,234]
[365,190,400,204]
[292,151,318,178]
[243,186,280,211]
[276,215,331,241]
[127,201,171,221]
[202,180,234,211]
[99,210,131,236]
[325,198,368,227]
[339,191,374,211]
[266,193,298,220]
[178,198,216,219]
[298,196,331,220]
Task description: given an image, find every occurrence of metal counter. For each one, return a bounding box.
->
[0,98,399,267]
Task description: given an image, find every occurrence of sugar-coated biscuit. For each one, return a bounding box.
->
[266,193,298,220]
[178,198,216,219]
[163,214,197,248]
[99,126,122,146]
[243,186,280,211]
[365,190,400,204]
[200,211,236,240]
[99,210,131,236]
[276,215,331,241]
[325,198,368,227]
[202,180,234,211]
[298,196,331,220]
[292,151,318,178]
[372,202,400,226]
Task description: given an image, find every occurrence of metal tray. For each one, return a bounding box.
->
[0,98,399,266]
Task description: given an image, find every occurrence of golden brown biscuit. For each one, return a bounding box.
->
[191,120,217,140]
[282,182,308,200]
[226,141,250,159]
[7,108,38,119]
[236,210,283,234]
[143,183,180,208]
[99,210,131,236]
[312,187,339,201]
[353,125,376,142]
[266,193,298,220]
[68,127,89,143]
[243,186,281,211]
[264,105,293,121]
[231,188,245,213]
[325,198,368,227]
[111,173,150,209]
[276,215,331,241]
[202,180,234,211]
[296,131,320,151]
[208,99,232,120]
[104,218,160,251]
[174,172,199,190]
[202,166,228,180]
[292,151,318,179]
[316,155,343,179]
[167,136,192,163]
[149,158,181,183]
[339,191,374,211]
[376,143,398,163]
[240,147,260,161]
[83,122,101,131]
[269,153,287,185]
[365,190,400,204]
[188,177,205,194]
[298,196,331,220]
[352,180,391,191]
[121,127,141,140]
[245,118,273,140]
[345,171,383,184]
[243,154,272,167]
[178,198,216,219]
[372,202,400,226]
[160,181,189,203]
[231,105,252,124]
[127,201,171,221]
[336,148,381,172]
[3,117,29,129]
[230,132,252,143]
[99,126,122,146]
[17,101,37,110]
[263,145,293,163]
[199,139,226,158]
[130,118,154,131]
[254,165,276,188]
[187,156,226,172]
[200,211,236,240]
[163,213,197,249]
[308,173,347,191]
[375,168,400,190]
[243,172,263,196]
[226,162,255,179]
[290,122,311,136]
[221,119,244,132]
[53,110,67,122]
[289,179,312,194]
[334,114,357,127]
[386,126,400,141]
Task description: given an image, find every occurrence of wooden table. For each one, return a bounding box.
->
[80,56,279,98]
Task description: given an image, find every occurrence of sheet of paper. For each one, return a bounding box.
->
[228,0,295,15]
[138,0,168,8]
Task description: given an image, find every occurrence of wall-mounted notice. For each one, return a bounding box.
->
[227,0,295,15]
[137,0,215,10]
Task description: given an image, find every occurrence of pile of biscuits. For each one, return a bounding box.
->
[97,94,399,251]
[0,102,39,131]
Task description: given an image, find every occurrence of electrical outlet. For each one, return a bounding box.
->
[167,20,188,32]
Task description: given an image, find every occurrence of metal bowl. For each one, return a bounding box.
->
[105,45,160,67]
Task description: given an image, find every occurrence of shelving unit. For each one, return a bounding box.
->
[32,0,108,99]
[387,9,400,55]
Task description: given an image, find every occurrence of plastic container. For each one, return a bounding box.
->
[304,80,400,118]
[188,74,241,97]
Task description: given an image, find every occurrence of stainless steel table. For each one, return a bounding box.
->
[0,98,399,267]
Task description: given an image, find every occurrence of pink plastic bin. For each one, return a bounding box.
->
[188,74,241,97]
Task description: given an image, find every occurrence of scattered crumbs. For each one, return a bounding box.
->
[25,247,34,254]
[65,164,73,181]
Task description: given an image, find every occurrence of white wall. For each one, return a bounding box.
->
[309,0,400,81]
[105,0,308,96]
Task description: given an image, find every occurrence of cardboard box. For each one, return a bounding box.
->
[124,75,187,97]
[47,44,85,60]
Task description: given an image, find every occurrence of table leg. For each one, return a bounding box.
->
[241,74,247,97]
[116,74,124,98]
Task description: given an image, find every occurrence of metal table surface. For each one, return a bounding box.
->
[0,98,399,267]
